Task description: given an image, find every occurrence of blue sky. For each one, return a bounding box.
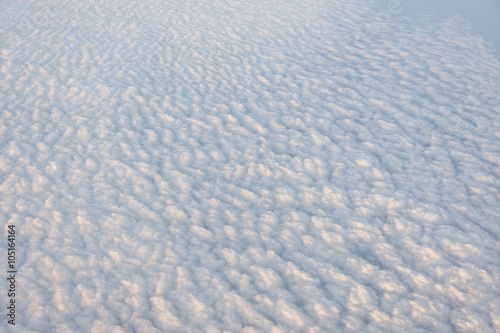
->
[400,0,500,56]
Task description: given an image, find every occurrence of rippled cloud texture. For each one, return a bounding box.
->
[0,0,499,331]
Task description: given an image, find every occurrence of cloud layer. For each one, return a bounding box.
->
[0,0,499,331]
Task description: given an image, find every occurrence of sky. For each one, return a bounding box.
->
[0,0,499,332]
[400,0,500,56]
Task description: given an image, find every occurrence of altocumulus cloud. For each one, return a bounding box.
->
[0,0,499,331]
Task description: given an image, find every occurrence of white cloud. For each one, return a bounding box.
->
[0,0,499,331]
